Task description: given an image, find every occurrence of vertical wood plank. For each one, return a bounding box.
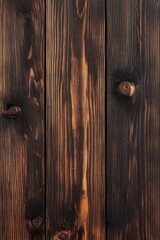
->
[0,1,45,239]
[46,0,105,239]
[107,0,160,239]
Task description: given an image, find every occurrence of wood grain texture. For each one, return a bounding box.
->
[46,0,105,239]
[107,0,160,239]
[0,0,45,239]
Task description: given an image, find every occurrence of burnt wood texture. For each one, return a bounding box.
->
[107,0,160,239]
[0,0,45,239]
[0,0,105,240]
[46,0,105,239]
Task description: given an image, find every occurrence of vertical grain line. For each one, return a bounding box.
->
[44,0,47,239]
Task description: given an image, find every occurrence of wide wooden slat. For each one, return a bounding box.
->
[0,1,45,239]
[107,0,160,239]
[46,0,105,239]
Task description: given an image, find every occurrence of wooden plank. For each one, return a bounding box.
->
[46,0,105,239]
[0,1,45,239]
[107,0,160,239]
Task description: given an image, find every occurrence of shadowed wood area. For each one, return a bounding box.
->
[107,0,160,239]
[0,0,45,239]
[46,0,105,239]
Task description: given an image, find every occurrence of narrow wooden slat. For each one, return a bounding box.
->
[46,0,105,239]
[0,1,45,239]
[107,0,160,239]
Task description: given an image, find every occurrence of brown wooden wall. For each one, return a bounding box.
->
[107,0,160,239]
[0,0,105,239]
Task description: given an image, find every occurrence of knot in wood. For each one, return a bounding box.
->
[31,217,43,229]
[53,230,71,240]
[23,12,34,24]
[117,81,135,97]
[4,106,22,119]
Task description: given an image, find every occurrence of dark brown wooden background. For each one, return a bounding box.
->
[0,0,105,239]
[107,0,160,239]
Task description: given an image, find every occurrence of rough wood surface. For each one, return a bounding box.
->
[0,0,105,239]
[107,0,160,239]
[46,0,105,239]
[0,0,45,239]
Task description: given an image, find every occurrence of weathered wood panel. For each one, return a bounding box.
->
[0,1,45,239]
[46,0,105,239]
[107,0,160,239]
